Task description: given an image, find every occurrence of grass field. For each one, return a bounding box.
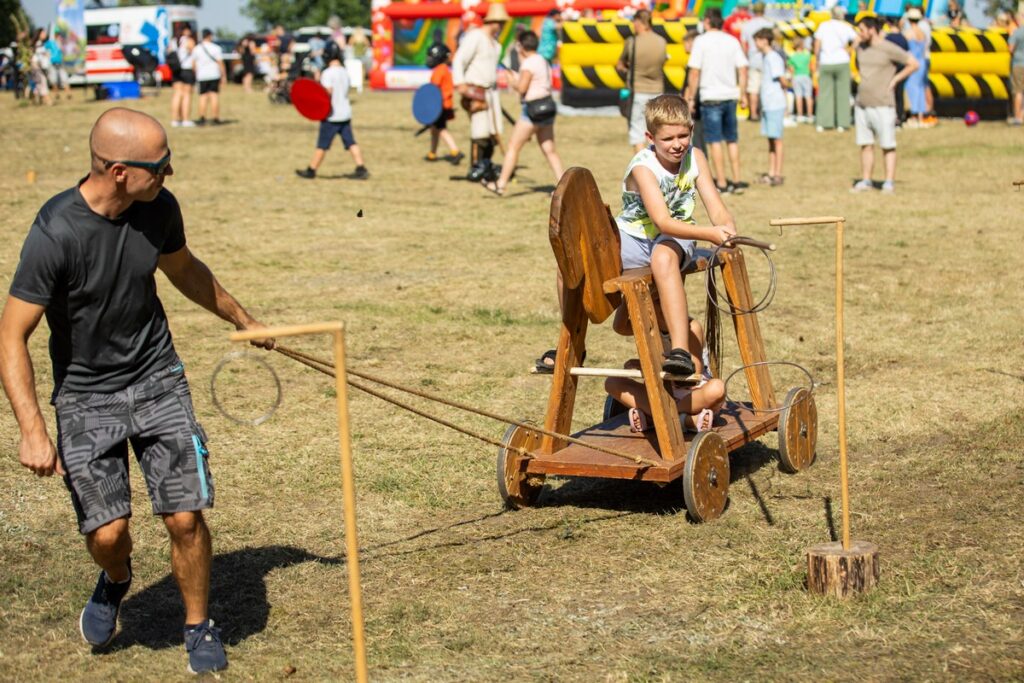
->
[1,85,1022,681]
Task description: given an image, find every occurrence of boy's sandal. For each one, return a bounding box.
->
[662,348,696,377]
[769,176,785,186]
[758,173,773,184]
[482,180,505,197]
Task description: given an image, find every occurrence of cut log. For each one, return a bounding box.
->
[806,541,880,598]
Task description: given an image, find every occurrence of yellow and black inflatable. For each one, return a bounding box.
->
[927,27,1010,118]
[560,18,697,108]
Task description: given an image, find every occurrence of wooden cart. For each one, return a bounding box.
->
[496,168,818,521]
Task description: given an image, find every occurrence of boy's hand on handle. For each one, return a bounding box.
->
[20,425,62,477]
[713,225,737,245]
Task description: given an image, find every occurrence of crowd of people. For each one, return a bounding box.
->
[1,25,72,105]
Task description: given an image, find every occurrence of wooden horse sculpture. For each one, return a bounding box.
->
[497,168,817,521]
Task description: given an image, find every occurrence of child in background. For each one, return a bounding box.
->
[754,28,789,185]
[424,43,465,164]
[295,42,370,180]
[787,37,814,123]
[614,94,737,379]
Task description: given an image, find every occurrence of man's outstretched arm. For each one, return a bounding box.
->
[158,247,274,349]
[0,296,62,476]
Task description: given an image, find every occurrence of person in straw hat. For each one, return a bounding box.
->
[452,0,508,182]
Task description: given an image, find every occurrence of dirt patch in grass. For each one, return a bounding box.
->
[1,88,1022,681]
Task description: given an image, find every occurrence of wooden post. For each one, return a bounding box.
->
[769,217,878,597]
[719,248,777,411]
[231,323,369,682]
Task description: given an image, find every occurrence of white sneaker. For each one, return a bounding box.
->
[816,125,825,132]
[180,120,197,128]
[171,120,182,128]
[783,116,798,128]
[880,181,895,193]
[850,179,874,193]
[836,126,847,132]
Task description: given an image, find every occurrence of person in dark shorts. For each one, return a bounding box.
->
[0,108,273,675]
[295,43,369,179]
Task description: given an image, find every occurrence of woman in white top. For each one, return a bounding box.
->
[170,27,196,127]
[483,30,565,196]
[812,5,857,131]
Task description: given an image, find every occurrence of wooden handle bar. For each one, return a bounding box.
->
[726,236,776,251]
[569,367,701,382]
[769,216,845,227]
[230,321,344,341]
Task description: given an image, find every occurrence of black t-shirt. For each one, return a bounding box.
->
[9,181,186,394]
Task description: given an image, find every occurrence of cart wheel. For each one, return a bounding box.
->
[496,423,545,509]
[682,431,730,523]
[603,396,628,422]
[778,386,817,474]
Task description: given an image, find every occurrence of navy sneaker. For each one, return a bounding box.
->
[185,619,228,675]
[79,559,132,647]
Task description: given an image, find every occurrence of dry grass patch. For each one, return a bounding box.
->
[1,87,1022,681]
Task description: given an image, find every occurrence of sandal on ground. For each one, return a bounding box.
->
[482,180,505,196]
[768,176,785,186]
[662,348,696,376]
[628,408,651,433]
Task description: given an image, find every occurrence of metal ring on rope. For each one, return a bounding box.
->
[210,351,283,426]
[705,239,778,316]
[722,360,816,415]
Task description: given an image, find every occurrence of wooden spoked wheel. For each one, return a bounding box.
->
[682,431,730,523]
[496,424,545,509]
[778,386,817,474]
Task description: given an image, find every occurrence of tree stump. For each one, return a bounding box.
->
[806,541,880,598]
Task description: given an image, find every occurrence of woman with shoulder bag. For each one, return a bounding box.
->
[482,30,564,196]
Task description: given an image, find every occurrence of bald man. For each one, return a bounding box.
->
[0,108,270,674]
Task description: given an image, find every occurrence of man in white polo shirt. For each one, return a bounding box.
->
[192,29,225,126]
[684,7,749,194]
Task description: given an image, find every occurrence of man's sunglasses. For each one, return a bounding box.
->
[99,150,172,175]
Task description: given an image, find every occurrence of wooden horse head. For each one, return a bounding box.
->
[548,168,623,324]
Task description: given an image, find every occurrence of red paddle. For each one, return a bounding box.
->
[291,78,331,121]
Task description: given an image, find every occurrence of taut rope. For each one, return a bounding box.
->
[274,345,661,468]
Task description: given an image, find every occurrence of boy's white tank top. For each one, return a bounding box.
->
[615,146,699,243]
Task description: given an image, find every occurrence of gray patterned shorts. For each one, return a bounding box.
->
[54,362,214,535]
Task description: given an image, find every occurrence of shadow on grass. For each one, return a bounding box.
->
[111,545,340,651]
[536,439,780,521]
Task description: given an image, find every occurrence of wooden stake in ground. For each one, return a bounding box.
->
[769,217,879,598]
[231,322,369,683]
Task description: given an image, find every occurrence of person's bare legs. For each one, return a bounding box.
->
[769,138,783,178]
[795,95,804,119]
[439,129,459,155]
[307,148,327,171]
[85,518,133,582]
[348,143,365,168]
[492,119,533,191]
[860,144,874,181]
[727,141,741,184]
[882,148,896,183]
[197,92,209,121]
[242,72,253,93]
[535,123,564,183]
[748,92,760,120]
[650,242,689,353]
[605,376,726,423]
[181,87,193,123]
[1014,91,1023,122]
[429,127,440,155]
[708,141,726,187]
[163,511,211,625]
[210,93,220,121]
[171,83,183,122]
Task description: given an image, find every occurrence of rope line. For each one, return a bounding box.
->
[274,345,660,468]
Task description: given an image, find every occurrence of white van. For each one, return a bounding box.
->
[82,4,198,84]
